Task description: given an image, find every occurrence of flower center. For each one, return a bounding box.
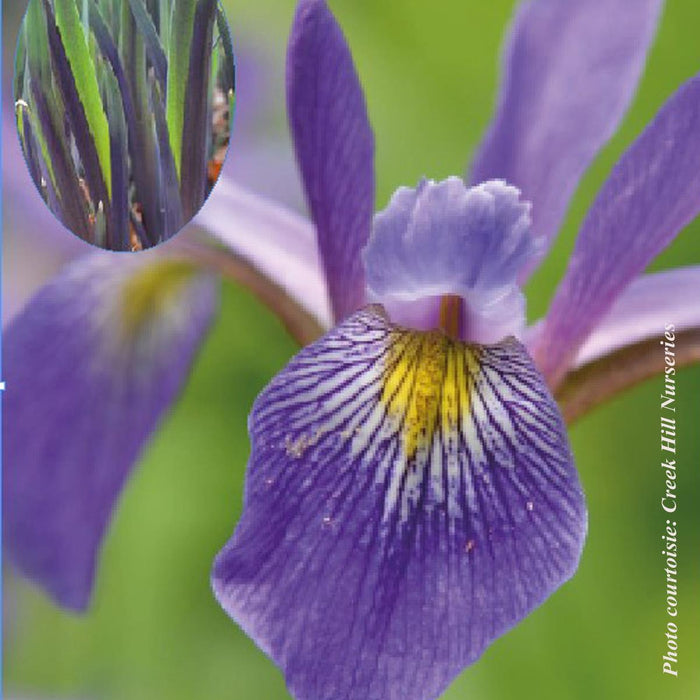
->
[362,177,542,344]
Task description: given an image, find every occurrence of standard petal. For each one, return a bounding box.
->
[213,307,586,700]
[572,267,700,368]
[535,73,700,386]
[287,0,375,322]
[194,175,332,330]
[4,252,218,610]
[470,0,663,281]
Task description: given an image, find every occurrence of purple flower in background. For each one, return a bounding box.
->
[5,0,700,699]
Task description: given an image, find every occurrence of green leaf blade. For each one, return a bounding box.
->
[24,0,51,86]
[166,0,198,179]
[127,0,168,89]
[53,0,112,196]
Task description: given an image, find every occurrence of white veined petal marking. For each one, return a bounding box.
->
[251,306,581,551]
[215,306,586,700]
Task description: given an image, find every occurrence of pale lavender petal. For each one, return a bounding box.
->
[225,41,307,211]
[364,177,540,343]
[535,73,700,385]
[571,267,700,368]
[213,306,586,700]
[4,106,78,251]
[3,103,86,321]
[225,140,306,213]
[471,0,663,281]
[4,253,218,610]
[195,176,332,328]
[287,0,375,322]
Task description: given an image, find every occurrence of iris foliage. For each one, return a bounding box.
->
[14,0,235,250]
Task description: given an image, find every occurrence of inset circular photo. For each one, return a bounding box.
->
[14,0,235,251]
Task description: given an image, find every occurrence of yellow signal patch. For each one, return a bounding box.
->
[120,259,196,337]
[381,329,480,458]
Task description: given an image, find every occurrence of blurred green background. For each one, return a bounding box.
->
[3,1,700,698]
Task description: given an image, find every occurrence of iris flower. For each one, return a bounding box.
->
[5,0,700,698]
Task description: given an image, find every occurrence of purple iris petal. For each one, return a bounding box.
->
[364,178,540,343]
[287,0,375,322]
[224,41,308,212]
[213,306,586,700]
[534,73,700,385]
[471,0,663,281]
[572,266,700,368]
[195,176,332,328]
[4,253,218,610]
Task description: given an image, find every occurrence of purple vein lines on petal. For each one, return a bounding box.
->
[213,307,586,700]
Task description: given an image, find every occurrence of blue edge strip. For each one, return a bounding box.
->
[1,0,5,694]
